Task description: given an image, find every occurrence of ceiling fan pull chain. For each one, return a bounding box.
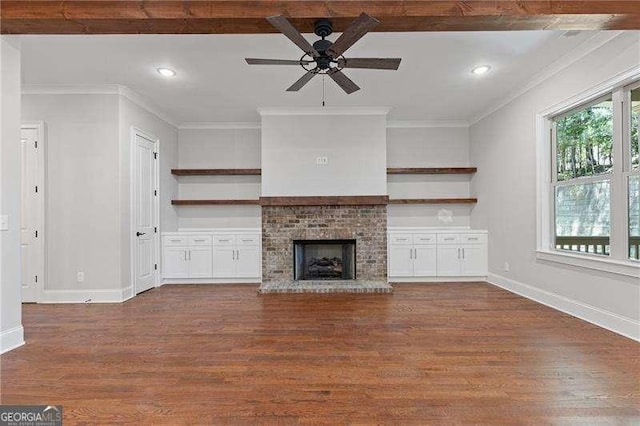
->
[322,74,326,107]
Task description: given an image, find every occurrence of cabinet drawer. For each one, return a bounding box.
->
[214,235,236,245]
[389,233,413,245]
[437,234,459,245]
[459,234,487,245]
[163,236,188,246]
[413,234,436,245]
[188,235,213,246]
[237,234,260,246]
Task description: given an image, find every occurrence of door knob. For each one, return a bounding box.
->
[136,232,146,237]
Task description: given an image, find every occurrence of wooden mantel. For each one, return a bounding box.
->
[2,1,639,34]
[260,195,389,206]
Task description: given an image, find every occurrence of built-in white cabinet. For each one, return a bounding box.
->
[388,229,487,279]
[162,235,213,279]
[388,233,437,277]
[213,234,261,279]
[162,230,261,281]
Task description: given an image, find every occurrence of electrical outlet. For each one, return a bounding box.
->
[77,272,85,282]
[0,215,8,231]
[316,156,328,165]
[503,262,510,272]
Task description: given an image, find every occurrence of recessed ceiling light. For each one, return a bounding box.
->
[471,65,491,75]
[157,67,176,77]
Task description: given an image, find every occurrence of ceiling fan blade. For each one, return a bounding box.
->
[287,70,317,91]
[266,15,319,57]
[246,58,313,66]
[328,12,379,58]
[337,58,401,70]
[328,69,360,94]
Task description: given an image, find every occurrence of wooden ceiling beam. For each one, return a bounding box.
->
[2,1,639,34]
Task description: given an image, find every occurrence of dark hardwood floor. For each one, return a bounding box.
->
[1,283,639,424]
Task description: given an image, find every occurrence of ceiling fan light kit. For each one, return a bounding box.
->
[245,12,402,94]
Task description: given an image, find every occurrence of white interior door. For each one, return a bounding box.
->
[133,131,158,294]
[20,127,41,302]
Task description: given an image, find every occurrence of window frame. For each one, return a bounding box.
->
[536,69,640,278]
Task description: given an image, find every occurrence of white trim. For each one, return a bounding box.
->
[41,288,131,304]
[0,325,25,354]
[536,250,640,278]
[487,273,640,342]
[391,277,486,283]
[386,120,469,128]
[470,31,626,125]
[162,278,260,285]
[130,127,162,296]
[22,84,178,128]
[258,106,391,116]
[177,120,470,130]
[178,122,261,130]
[20,121,46,303]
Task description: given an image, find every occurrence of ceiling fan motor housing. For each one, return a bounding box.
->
[314,19,333,38]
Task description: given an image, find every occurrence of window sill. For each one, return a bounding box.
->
[536,250,640,279]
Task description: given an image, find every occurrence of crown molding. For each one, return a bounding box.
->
[387,120,469,128]
[178,122,261,130]
[468,31,626,126]
[21,84,178,128]
[258,106,391,116]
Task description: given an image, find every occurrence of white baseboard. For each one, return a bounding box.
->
[391,276,486,283]
[162,278,261,285]
[487,273,640,342]
[0,325,25,354]
[41,287,130,303]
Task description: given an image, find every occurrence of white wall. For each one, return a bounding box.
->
[387,126,473,227]
[177,127,261,228]
[470,32,640,335]
[0,36,24,353]
[118,96,178,289]
[22,93,121,292]
[21,91,178,296]
[261,110,388,197]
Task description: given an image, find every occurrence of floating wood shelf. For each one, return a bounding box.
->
[388,198,478,204]
[171,199,260,206]
[386,167,477,175]
[171,169,261,176]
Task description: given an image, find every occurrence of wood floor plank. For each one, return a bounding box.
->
[1,283,638,424]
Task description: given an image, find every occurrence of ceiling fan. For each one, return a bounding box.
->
[245,13,401,94]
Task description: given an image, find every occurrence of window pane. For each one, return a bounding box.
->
[555,99,613,181]
[630,175,640,260]
[555,180,610,255]
[631,87,639,170]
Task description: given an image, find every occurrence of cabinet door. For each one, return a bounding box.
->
[213,247,236,278]
[460,244,487,276]
[189,247,213,278]
[163,247,188,278]
[388,245,413,277]
[236,246,260,278]
[436,246,461,276]
[413,246,437,277]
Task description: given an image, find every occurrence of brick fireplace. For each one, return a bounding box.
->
[260,197,389,290]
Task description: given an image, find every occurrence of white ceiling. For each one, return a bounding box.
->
[20,31,597,124]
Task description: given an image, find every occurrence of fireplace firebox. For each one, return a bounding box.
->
[293,239,356,281]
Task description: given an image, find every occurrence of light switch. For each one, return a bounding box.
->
[0,215,8,231]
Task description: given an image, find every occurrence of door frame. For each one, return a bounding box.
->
[20,122,46,303]
[129,127,160,296]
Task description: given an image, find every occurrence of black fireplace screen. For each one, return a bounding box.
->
[293,239,356,281]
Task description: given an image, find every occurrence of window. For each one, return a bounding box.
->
[544,79,640,269]
[553,97,613,256]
